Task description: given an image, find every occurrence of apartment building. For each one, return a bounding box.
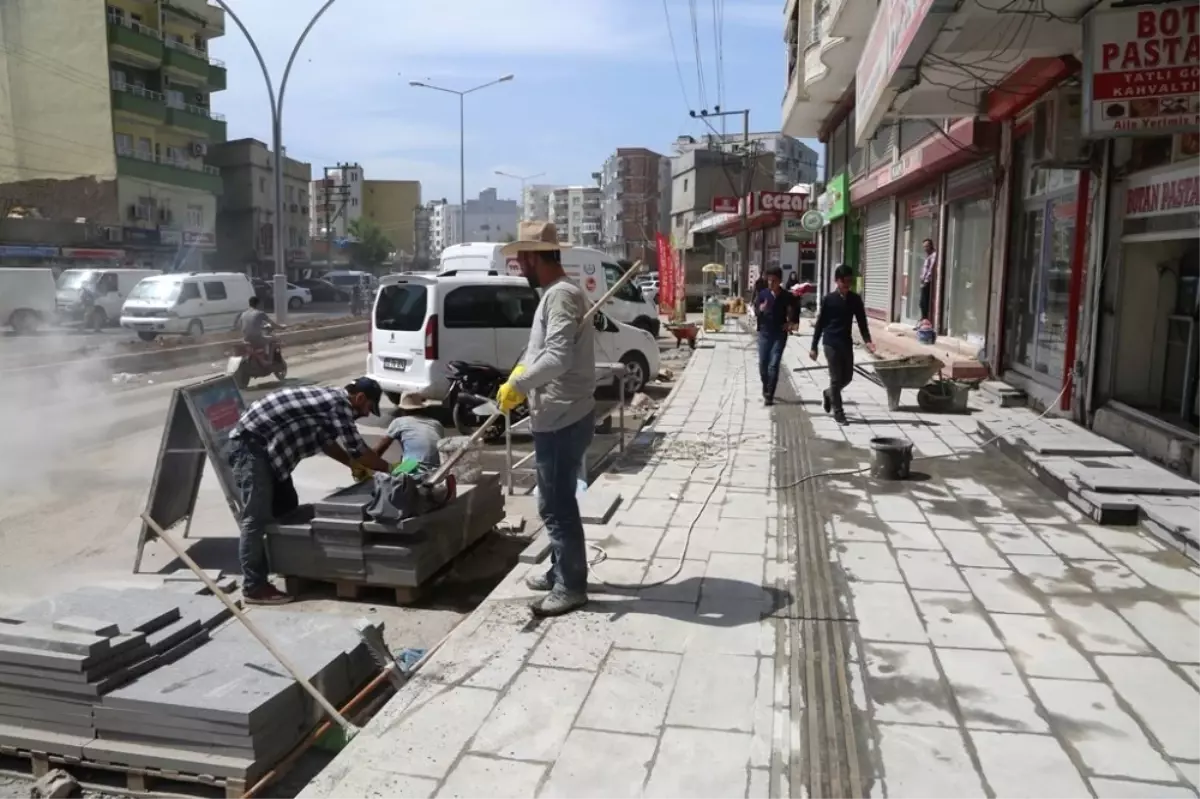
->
[599,147,670,267]
[521,184,558,222]
[204,138,310,277]
[428,200,458,257]
[309,163,363,242]
[362,179,421,258]
[0,0,227,270]
[548,186,602,247]
[672,132,818,189]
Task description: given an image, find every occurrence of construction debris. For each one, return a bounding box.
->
[28,768,77,798]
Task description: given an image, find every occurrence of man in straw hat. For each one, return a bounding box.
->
[497,221,596,616]
[366,392,444,472]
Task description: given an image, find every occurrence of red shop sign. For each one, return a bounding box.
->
[754,191,808,214]
[1082,2,1200,136]
[711,196,739,214]
[1123,163,1200,218]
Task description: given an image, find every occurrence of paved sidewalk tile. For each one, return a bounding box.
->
[299,335,1200,799]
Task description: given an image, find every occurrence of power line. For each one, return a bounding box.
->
[660,0,693,113]
[688,0,708,108]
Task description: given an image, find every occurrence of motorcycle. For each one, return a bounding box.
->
[445,360,528,442]
[227,339,288,389]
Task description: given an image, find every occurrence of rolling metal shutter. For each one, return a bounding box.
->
[862,200,893,316]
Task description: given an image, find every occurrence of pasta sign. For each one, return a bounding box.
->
[1083,1,1200,135]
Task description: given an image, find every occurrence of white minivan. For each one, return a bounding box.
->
[120,272,255,341]
[437,243,660,337]
[0,267,56,334]
[56,268,160,328]
[366,273,660,404]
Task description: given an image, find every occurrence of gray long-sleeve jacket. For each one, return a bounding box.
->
[512,278,596,433]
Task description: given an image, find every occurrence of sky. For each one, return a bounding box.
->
[209,0,823,204]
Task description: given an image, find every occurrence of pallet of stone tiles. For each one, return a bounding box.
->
[0,739,251,799]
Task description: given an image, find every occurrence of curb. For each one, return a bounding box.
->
[2,320,369,385]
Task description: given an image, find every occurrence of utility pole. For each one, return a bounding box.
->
[689,106,751,297]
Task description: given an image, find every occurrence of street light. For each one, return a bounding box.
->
[212,0,340,322]
[410,75,514,244]
[494,170,544,218]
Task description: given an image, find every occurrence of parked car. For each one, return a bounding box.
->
[366,273,660,405]
[0,267,56,334]
[286,283,312,310]
[296,278,348,302]
[120,272,255,340]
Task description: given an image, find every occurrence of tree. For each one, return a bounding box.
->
[346,218,393,270]
[501,232,516,243]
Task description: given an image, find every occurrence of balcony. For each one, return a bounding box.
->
[163,39,210,81]
[208,61,227,91]
[116,147,223,194]
[106,14,163,65]
[828,0,876,39]
[802,0,858,104]
[111,83,168,124]
[165,103,227,141]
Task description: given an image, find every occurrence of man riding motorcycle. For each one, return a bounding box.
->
[236,296,284,368]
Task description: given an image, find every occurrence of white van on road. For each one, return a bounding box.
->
[120,272,255,341]
[0,267,56,334]
[437,243,661,337]
[367,273,659,404]
[56,268,160,328]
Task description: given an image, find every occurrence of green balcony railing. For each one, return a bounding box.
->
[106,15,164,62]
[208,61,227,91]
[111,85,168,123]
[163,40,209,79]
[165,104,227,141]
[117,150,223,194]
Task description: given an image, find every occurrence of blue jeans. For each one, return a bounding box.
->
[229,438,275,591]
[533,411,595,594]
[757,332,787,399]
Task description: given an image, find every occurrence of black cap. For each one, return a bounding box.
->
[348,377,382,416]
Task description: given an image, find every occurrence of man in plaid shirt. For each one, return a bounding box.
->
[228,377,391,604]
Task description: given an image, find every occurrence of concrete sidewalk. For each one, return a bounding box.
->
[299,330,1199,799]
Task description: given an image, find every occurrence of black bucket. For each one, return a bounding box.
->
[870,437,914,480]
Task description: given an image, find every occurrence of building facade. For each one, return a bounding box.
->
[362,179,421,259]
[548,186,602,247]
[599,147,670,268]
[521,184,558,222]
[205,138,311,278]
[672,132,819,189]
[412,203,433,269]
[429,200,459,257]
[0,0,227,271]
[462,188,519,245]
[309,163,363,242]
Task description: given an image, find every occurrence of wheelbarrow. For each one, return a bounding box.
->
[863,354,945,411]
[665,322,700,349]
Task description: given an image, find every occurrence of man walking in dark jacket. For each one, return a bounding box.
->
[755,265,799,406]
[810,264,875,424]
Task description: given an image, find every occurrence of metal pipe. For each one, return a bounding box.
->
[504,410,513,496]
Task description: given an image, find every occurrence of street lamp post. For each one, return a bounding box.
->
[409,76,514,245]
[494,170,544,219]
[212,0,340,322]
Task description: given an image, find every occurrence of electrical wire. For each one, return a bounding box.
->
[688,0,709,109]
[661,0,694,113]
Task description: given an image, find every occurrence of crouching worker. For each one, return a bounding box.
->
[228,378,391,605]
[364,392,445,475]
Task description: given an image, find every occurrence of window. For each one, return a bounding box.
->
[115,133,133,154]
[375,284,427,331]
[602,262,643,302]
[136,137,152,157]
[683,178,689,192]
[286,185,294,202]
[203,281,227,300]
[493,286,539,328]
[350,171,358,182]
[443,286,495,328]
[178,282,201,302]
[351,198,358,206]
[96,273,118,294]
[259,176,267,193]
[165,145,184,163]
[166,89,185,108]
[186,205,203,229]
[110,69,126,88]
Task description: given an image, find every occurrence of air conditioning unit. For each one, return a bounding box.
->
[1031,87,1089,170]
[190,142,207,157]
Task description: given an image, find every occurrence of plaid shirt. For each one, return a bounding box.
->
[231,386,369,479]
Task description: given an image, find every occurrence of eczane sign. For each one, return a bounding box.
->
[1083,2,1200,136]
[755,191,808,213]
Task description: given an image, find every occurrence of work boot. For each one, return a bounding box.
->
[243,585,293,605]
[834,411,848,425]
[823,389,832,413]
[530,589,587,617]
[524,571,554,592]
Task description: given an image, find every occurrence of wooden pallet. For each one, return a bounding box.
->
[0,745,246,798]
[283,574,422,606]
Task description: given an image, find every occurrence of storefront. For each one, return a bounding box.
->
[816,172,849,288]
[1003,135,1081,386]
[898,186,940,324]
[943,161,995,346]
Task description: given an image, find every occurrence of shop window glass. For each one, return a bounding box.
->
[868,124,894,169]
[898,119,935,153]
[945,197,993,343]
[1129,136,1175,172]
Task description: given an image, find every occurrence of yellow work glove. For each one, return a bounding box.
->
[350,462,371,482]
[497,365,526,413]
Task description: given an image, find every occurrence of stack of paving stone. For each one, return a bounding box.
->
[0,586,231,741]
[266,474,505,590]
[89,611,380,781]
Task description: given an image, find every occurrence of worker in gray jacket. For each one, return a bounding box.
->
[498,221,596,617]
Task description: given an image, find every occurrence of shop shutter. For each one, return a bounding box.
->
[862,200,893,315]
[946,160,994,202]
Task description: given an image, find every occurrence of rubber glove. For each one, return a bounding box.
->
[350,462,371,482]
[497,365,526,413]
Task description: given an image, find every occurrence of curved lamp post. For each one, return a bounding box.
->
[409,75,513,245]
[211,0,339,322]
[494,170,544,219]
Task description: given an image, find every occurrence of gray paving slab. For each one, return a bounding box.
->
[1072,466,1200,496]
[94,702,304,737]
[162,568,224,583]
[0,722,93,760]
[0,714,92,737]
[7,587,183,636]
[1021,434,1134,456]
[0,624,110,658]
[0,701,92,725]
[83,737,259,780]
[0,688,93,714]
[52,617,120,638]
[579,488,622,524]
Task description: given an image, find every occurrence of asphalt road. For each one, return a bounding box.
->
[0,302,353,369]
